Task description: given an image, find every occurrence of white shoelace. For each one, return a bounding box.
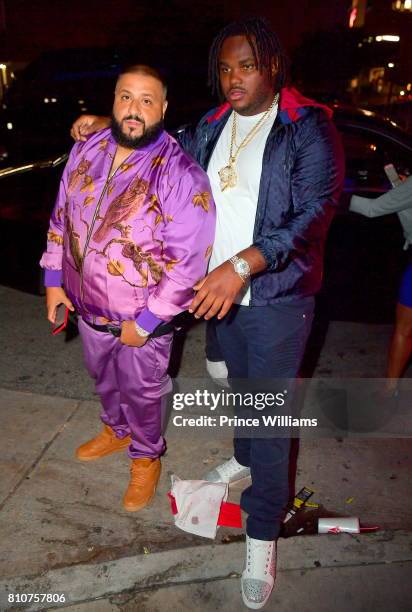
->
[245,538,276,578]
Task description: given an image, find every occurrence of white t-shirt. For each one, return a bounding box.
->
[207,104,278,305]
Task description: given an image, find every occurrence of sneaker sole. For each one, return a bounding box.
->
[228,475,251,489]
[123,486,157,512]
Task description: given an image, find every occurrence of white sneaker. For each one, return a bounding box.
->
[203,456,251,484]
[241,536,277,609]
[205,358,229,388]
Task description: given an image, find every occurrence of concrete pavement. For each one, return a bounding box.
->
[0,285,411,610]
[1,388,411,611]
[0,285,398,399]
[2,530,411,611]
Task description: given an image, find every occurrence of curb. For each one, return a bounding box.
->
[1,530,411,611]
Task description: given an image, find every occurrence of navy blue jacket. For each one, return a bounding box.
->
[177,87,345,304]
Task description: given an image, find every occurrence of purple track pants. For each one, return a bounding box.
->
[78,318,173,459]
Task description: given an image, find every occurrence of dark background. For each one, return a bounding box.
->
[1,1,411,104]
[0,0,411,325]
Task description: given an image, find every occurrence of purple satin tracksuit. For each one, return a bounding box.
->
[40,128,216,458]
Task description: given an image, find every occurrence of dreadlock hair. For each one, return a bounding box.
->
[208,17,289,100]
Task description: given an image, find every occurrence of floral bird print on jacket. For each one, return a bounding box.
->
[40,127,215,324]
[67,158,92,194]
[93,175,149,243]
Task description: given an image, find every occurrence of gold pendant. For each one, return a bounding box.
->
[218,161,237,192]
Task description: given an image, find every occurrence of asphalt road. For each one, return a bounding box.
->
[0,280,403,402]
[0,285,209,400]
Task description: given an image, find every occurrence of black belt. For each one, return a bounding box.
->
[83,310,194,338]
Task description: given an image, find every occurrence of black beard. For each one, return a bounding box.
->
[110,113,164,149]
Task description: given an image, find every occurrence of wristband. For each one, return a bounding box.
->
[135,322,150,338]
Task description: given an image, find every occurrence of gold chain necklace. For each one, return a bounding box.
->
[218,93,279,192]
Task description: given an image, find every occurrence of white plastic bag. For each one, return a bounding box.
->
[170,475,228,539]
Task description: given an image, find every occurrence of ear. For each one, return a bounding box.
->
[162,100,168,117]
[271,57,279,77]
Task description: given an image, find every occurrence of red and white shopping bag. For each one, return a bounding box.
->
[168,475,242,539]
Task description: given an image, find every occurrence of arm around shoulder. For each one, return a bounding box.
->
[146,164,216,320]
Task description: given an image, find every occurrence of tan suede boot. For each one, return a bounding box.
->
[123,458,161,512]
[75,425,131,461]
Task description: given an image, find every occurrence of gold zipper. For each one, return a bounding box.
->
[79,156,126,305]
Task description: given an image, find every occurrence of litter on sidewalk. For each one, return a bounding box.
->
[318,517,379,534]
[318,516,360,533]
[168,476,242,539]
[280,485,380,537]
[283,486,315,523]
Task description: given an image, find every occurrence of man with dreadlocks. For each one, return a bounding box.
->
[186,18,344,608]
[71,17,344,609]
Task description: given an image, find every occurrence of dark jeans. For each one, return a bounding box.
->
[206,317,225,361]
[214,298,315,540]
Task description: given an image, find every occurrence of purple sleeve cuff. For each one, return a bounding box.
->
[135,308,165,333]
[44,269,63,287]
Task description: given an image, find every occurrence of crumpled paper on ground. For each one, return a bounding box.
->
[170,475,228,539]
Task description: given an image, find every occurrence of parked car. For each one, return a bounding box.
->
[0,105,411,321]
[321,105,411,322]
[0,155,67,293]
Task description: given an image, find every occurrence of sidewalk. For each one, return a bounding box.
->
[0,286,411,610]
[1,387,411,611]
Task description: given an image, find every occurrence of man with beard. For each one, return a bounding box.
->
[41,64,215,512]
[71,19,344,609]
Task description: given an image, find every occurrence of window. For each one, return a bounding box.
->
[338,125,411,189]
